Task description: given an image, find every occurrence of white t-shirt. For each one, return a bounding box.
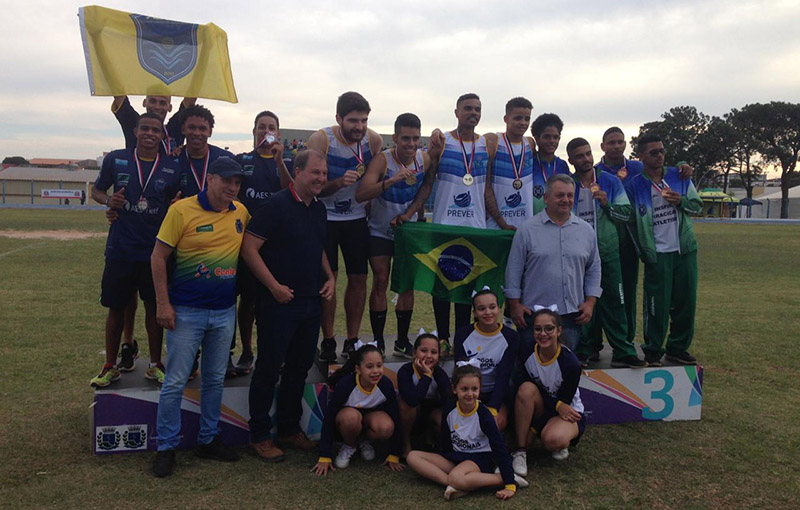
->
[651,186,680,253]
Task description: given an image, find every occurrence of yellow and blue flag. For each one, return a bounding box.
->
[79,5,237,102]
[391,223,514,305]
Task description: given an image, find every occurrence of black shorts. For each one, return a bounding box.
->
[100,259,155,309]
[369,236,394,258]
[531,410,587,447]
[325,218,369,274]
[236,256,258,301]
[442,451,496,473]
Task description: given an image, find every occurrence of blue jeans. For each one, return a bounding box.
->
[156,304,235,451]
[249,296,321,443]
[518,312,581,353]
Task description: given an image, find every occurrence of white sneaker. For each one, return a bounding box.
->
[334,444,357,468]
[511,450,528,476]
[359,440,376,461]
[514,473,529,488]
[444,485,467,501]
[551,448,569,461]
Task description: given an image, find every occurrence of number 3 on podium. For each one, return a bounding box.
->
[642,370,675,420]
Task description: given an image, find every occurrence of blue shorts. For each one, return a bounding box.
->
[531,410,586,447]
[442,451,495,473]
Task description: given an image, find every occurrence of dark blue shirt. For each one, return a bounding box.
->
[95,148,181,261]
[235,150,282,212]
[113,96,184,154]
[178,144,235,197]
[245,185,327,301]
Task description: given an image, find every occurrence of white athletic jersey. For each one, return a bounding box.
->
[412,369,439,400]
[432,131,489,228]
[651,186,680,253]
[486,134,535,229]
[368,149,425,240]
[446,403,491,453]
[523,345,584,413]
[575,183,596,228]
[344,374,389,409]
[319,126,372,221]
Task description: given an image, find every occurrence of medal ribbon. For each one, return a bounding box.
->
[133,151,160,200]
[650,176,670,194]
[501,134,525,181]
[349,141,365,168]
[538,155,555,182]
[189,151,209,192]
[457,133,476,176]
[160,127,172,154]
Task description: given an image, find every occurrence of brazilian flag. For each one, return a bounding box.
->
[391,223,514,305]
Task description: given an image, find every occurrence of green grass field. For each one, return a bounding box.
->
[1,209,798,509]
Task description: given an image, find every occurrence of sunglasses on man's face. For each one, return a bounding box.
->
[533,325,557,334]
[647,148,666,157]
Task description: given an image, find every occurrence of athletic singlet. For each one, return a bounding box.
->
[432,131,489,228]
[368,149,425,240]
[487,134,535,229]
[319,126,372,221]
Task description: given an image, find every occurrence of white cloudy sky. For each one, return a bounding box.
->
[1,0,799,173]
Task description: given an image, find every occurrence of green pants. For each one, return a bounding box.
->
[619,226,640,344]
[578,254,637,361]
[642,250,698,356]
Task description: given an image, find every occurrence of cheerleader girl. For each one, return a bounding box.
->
[312,343,404,475]
[453,289,519,431]
[406,364,528,500]
[512,307,586,476]
[397,332,451,457]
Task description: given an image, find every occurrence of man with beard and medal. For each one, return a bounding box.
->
[595,127,694,364]
[90,113,182,388]
[566,138,646,368]
[530,113,570,215]
[307,92,383,362]
[419,93,492,358]
[229,111,293,376]
[485,97,537,231]
[355,113,443,357]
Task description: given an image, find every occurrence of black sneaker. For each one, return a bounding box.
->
[152,449,175,478]
[376,339,386,357]
[196,435,240,462]
[118,340,138,372]
[318,338,337,363]
[611,355,648,368]
[393,339,414,359]
[644,351,663,367]
[665,351,697,365]
[225,354,237,379]
[577,354,589,368]
[342,338,358,359]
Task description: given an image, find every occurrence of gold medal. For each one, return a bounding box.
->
[512,179,523,190]
[661,188,670,198]
[405,174,417,186]
[463,174,474,186]
[356,164,365,176]
[617,168,627,180]
[590,183,600,193]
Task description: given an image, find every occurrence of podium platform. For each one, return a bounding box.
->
[91,338,702,455]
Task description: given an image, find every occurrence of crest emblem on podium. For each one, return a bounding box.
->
[96,427,121,451]
[131,14,198,84]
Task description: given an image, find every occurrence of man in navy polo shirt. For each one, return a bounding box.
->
[242,149,335,462]
[90,113,181,388]
[231,110,293,375]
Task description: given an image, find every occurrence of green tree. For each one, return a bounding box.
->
[2,156,29,165]
[735,102,800,218]
[727,108,765,201]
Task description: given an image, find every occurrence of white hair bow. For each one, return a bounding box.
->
[456,358,481,369]
[533,304,559,312]
[418,327,427,335]
[471,285,491,298]
[355,339,378,351]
